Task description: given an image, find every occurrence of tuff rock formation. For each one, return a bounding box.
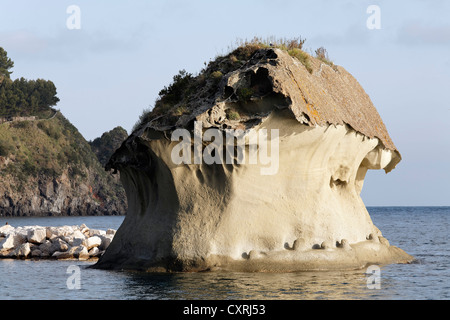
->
[94,47,413,272]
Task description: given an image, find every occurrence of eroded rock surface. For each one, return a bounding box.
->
[94,48,413,272]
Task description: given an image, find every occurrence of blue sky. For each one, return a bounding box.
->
[1,0,449,206]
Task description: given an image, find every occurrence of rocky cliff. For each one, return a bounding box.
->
[0,112,126,216]
[94,45,413,272]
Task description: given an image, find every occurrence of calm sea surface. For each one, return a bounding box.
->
[0,207,448,300]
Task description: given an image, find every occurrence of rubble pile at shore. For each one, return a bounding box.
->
[0,223,115,260]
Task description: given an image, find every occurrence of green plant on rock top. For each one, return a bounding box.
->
[210,71,223,79]
[237,87,253,102]
[288,48,312,74]
[154,69,193,112]
[228,36,313,73]
[226,109,240,120]
[132,37,340,131]
[315,47,337,70]
[172,105,188,116]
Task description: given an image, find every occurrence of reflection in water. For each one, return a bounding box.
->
[118,269,386,300]
[0,258,436,300]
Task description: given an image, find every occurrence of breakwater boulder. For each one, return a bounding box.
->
[0,223,115,260]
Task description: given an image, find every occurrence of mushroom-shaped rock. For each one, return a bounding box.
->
[94,46,413,272]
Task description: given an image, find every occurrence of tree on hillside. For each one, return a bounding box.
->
[0,47,14,79]
[89,126,129,166]
[0,78,60,116]
[0,47,60,117]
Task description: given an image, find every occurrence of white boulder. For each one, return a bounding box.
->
[27,227,47,244]
[52,251,74,260]
[1,232,26,250]
[72,230,86,246]
[0,224,14,237]
[86,236,102,250]
[53,226,74,237]
[14,242,31,258]
[70,245,90,260]
[45,227,53,239]
[88,229,106,237]
[88,247,101,257]
[80,224,90,236]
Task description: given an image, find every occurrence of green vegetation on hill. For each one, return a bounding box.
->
[0,47,126,215]
[0,46,94,181]
[89,126,128,166]
[0,111,126,214]
[1,113,96,180]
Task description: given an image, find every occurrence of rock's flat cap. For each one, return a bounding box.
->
[267,48,398,152]
[138,48,398,153]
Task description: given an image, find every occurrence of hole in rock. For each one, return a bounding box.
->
[284,242,294,250]
[250,68,272,97]
[329,177,348,188]
[223,85,235,100]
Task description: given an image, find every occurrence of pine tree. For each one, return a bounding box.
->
[0,47,14,79]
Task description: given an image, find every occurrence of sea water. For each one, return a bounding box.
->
[0,207,448,300]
